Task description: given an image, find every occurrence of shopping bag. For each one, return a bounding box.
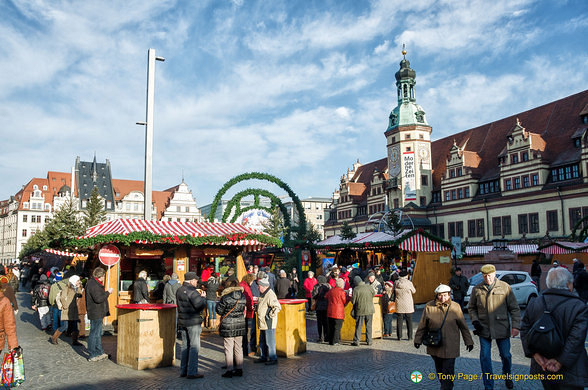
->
[11,350,24,387]
[2,352,13,387]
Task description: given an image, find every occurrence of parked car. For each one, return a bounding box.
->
[463,270,538,307]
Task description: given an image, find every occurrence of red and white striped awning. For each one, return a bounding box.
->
[538,242,588,255]
[79,219,269,250]
[465,244,538,256]
[45,248,88,258]
[398,232,450,252]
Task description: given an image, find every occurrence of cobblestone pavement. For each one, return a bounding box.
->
[14,292,544,390]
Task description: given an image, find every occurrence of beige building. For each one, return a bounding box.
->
[325,55,588,243]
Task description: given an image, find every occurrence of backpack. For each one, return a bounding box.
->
[40,284,50,299]
[526,295,564,359]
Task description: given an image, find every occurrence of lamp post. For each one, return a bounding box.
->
[136,49,165,220]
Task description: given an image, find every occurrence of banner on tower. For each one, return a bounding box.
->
[403,151,416,201]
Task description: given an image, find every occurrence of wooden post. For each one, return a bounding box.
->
[236,253,246,281]
[174,246,188,282]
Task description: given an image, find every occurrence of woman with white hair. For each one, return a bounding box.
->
[133,270,149,304]
[51,275,83,346]
[520,267,588,389]
[414,284,474,390]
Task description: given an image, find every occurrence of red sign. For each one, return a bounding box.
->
[99,244,121,266]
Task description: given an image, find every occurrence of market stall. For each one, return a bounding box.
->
[340,295,383,342]
[538,241,588,264]
[71,219,279,326]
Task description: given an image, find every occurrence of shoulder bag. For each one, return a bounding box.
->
[422,305,450,347]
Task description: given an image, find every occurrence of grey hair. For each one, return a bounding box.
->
[171,273,179,280]
[336,278,345,289]
[257,271,267,280]
[307,271,314,277]
[138,270,148,279]
[545,267,573,290]
[280,270,286,276]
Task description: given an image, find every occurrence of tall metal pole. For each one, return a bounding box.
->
[139,49,164,220]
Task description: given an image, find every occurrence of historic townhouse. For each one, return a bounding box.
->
[325,54,588,243]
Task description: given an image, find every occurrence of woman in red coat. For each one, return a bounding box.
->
[325,278,347,345]
[239,273,256,356]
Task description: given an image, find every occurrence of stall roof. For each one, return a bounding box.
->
[44,248,88,258]
[73,219,281,250]
[465,244,538,256]
[316,229,451,252]
[538,241,588,255]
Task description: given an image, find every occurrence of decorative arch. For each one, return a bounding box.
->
[209,172,306,242]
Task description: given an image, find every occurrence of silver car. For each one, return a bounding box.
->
[463,270,539,307]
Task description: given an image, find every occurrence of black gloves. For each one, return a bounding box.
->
[472,320,483,336]
[414,343,421,349]
[466,345,474,352]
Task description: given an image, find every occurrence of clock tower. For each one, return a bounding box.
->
[384,50,432,209]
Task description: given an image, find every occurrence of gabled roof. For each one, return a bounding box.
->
[431,90,588,187]
[345,158,387,200]
[112,179,174,220]
[17,178,51,211]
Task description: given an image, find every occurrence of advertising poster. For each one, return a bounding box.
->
[403,151,416,201]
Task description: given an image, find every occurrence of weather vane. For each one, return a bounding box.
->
[402,43,407,58]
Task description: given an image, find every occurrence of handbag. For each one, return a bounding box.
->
[387,301,396,314]
[310,299,317,311]
[12,350,25,387]
[422,306,450,347]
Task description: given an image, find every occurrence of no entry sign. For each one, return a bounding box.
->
[98,244,121,266]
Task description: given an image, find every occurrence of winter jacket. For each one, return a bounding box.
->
[530,261,542,278]
[239,281,254,319]
[0,284,17,311]
[85,277,111,321]
[267,272,276,290]
[520,288,588,387]
[448,274,470,301]
[250,280,260,297]
[381,290,395,314]
[312,283,331,311]
[288,272,299,294]
[205,279,219,301]
[257,288,281,330]
[216,286,247,338]
[328,277,350,290]
[32,280,51,308]
[574,269,588,302]
[351,282,375,316]
[176,281,206,328]
[368,279,382,295]
[275,277,291,299]
[394,277,416,314]
[468,279,520,339]
[325,286,346,319]
[49,280,67,306]
[163,280,181,305]
[0,292,18,352]
[76,288,87,316]
[303,277,317,299]
[414,300,474,359]
[59,285,80,321]
[133,278,149,303]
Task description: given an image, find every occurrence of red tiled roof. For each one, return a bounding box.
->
[431,90,588,187]
[346,158,387,200]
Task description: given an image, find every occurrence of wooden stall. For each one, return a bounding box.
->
[256,298,307,358]
[72,219,278,325]
[116,303,177,370]
[538,241,588,265]
[340,295,383,342]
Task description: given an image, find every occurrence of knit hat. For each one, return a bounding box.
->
[384,281,393,288]
[480,264,496,274]
[434,284,451,294]
[353,276,363,285]
[69,275,80,287]
[55,272,64,281]
[258,277,270,287]
[399,270,408,277]
[317,275,327,284]
[184,272,198,281]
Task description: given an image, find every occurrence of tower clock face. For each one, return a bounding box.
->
[391,147,399,163]
[389,145,401,176]
[418,145,429,160]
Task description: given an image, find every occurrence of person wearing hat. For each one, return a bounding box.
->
[468,264,520,390]
[255,276,281,365]
[49,271,67,332]
[176,272,206,379]
[395,270,416,340]
[51,275,82,346]
[381,281,395,337]
[351,275,375,346]
[414,284,474,390]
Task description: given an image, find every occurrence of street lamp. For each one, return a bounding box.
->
[136,48,165,220]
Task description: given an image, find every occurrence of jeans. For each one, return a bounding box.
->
[479,336,512,390]
[207,300,216,320]
[243,317,256,354]
[328,317,343,344]
[433,356,456,390]
[180,325,202,376]
[259,328,277,361]
[38,306,51,329]
[383,313,394,335]
[52,307,61,330]
[396,313,413,339]
[316,310,328,341]
[88,319,104,359]
[353,315,373,344]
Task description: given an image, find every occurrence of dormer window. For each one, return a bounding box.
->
[574,138,581,148]
[511,154,519,164]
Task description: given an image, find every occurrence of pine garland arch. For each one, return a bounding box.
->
[209,172,306,242]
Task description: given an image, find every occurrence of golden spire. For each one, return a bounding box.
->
[402,43,407,58]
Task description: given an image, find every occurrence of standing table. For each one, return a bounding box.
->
[340,295,383,341]
[256,298,307,357]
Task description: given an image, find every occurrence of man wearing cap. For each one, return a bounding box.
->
[468,264,520,390]
[176,272,206,379]
[255,277,281,365]
[351,275,375,346]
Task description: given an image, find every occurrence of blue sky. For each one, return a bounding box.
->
[1,0,587,207]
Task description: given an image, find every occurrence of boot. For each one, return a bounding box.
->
[71,331,82,346]
[50,330,62,345]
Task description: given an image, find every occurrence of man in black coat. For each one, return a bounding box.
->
[132,270,149,303]
[520,267,588,389]
[448,267,469,310]
[275,270,290,299]
[85,267,112,362]
[176,272,206,379]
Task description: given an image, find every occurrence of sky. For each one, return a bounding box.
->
[1,0,587,207]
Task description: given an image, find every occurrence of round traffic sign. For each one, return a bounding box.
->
[98,244,121,266]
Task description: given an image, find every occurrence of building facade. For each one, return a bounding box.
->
[284,197,332,240]
[325,54,588,244]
